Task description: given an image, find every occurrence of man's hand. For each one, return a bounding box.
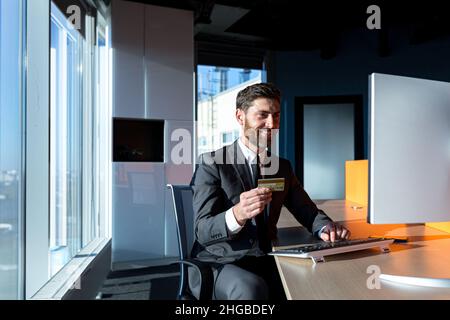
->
[232,187,272,226]
[319,222,351,242]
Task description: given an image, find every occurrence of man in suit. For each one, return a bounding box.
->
[189,83,351,300]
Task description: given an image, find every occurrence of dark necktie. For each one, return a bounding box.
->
[251,161,258,188]
[253,155,271,253]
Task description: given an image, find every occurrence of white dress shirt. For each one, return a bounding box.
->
[225,139,262,234]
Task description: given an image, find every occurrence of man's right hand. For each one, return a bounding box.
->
[232,188,272,226]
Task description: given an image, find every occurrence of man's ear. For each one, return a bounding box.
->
[236,108,245,126]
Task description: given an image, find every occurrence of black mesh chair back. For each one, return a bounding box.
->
[166,184,213,300]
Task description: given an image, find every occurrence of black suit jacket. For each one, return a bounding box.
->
[190,140,332,264]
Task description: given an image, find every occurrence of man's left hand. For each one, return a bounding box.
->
[319,222,351,242]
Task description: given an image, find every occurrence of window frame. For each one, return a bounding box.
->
[25,0,51,298]
[49,1,85,276]
[24,0,112,299]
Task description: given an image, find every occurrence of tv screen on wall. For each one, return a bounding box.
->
[113,118,165,162]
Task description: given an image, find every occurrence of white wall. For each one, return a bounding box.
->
[112,0,145,118]
[111,0,194,266]
[145,5,194,120]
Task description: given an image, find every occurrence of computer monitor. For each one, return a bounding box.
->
[368,73,450,224]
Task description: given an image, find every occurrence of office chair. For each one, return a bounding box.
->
[166,184,214,300]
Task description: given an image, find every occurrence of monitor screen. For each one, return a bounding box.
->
[113,118,165,162]
[368,73,450,224]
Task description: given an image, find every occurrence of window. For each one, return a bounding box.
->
[1,0,112,299]
[221,130,240,146]
[0,0,25,300]
[198,136,207,147]
[222,132,233,144]
[49,2,112,277]
[49,2,83,276]
[196,65,262,156]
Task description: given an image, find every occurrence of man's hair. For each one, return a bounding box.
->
[236,83,281,112]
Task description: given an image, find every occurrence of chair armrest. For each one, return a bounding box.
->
[171,259,214,300]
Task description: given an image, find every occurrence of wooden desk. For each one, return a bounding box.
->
[274,200,450,299]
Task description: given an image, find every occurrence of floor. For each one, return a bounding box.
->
[98,264,180,300]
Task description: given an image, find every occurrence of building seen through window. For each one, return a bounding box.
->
[197,66,262,157]
[0,0,24,300]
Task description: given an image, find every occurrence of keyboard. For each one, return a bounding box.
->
[269,237,394,263]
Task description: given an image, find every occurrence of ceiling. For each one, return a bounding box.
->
[123,0,450,58]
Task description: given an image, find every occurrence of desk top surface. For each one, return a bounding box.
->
[274,200,450,300]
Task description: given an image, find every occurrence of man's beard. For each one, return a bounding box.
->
[244,119,271,149]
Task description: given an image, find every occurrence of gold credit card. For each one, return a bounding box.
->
[257,178,285,192]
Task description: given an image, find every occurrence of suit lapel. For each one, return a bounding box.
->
[226,140,253,191]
